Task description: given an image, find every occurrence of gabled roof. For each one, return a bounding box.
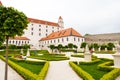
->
[0,1,3,5]
[40,28,82,41]
[28,18,59,27]
[9,36,30,40]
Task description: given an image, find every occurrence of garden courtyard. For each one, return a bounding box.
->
[0,49,120,80]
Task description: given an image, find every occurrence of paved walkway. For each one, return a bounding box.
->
[45,60,83,80]
[0,59,24,80]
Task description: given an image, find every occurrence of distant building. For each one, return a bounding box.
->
[39,28,84,50]
[84,33,120,44]
[23,16,64,49]
[4,36,30,46]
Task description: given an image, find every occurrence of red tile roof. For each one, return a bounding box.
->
[40,28,82,41]
[28,18,59,27]
[0,1,2,5]
[9,36,30,40]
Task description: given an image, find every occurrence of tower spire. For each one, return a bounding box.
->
[0,1,3,5]
[58,16,64,28]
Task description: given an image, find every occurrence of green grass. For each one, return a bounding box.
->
[77,60,111,80]
[12,61,44,74]
[29,54,69,61]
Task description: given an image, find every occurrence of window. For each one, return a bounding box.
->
[25,41,26,44]
[46,34,48,36]
[78,38,80,42]
[66,37,69,41]
[74,37,76,41]
[28,41,29,43]
[13,41,14,44]
[39,29,41,31]
[31,32,33,35]
[52,30,54,32]
[16,41,17,44]
[62,38,64,42]
[39,33,41,36]
[58,39,59,42]
[39,25,41,27]
[46,26,48,28]
[54,40,56,43]
[31,28,33,31]
[51,40,52,43]
[31,24,33,26]
[48,41,49,44]
[52,27,54,29]
[46,29,48,32]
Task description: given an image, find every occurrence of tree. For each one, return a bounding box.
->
[100,44,107,50]
[73,45,78,49]
[80,42,87,48]
[57,44,63,53]
[93,43,99,50]
[0,6,29,80]
[68,43,74,49]
[49,45,55,53]
[107,42,115,50]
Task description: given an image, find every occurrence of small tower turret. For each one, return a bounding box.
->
[58,16,64,28]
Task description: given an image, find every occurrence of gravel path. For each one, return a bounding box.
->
[45,60,83,80]
[0,59,24,80]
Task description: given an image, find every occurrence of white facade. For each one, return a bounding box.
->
[23,17,64,49]
[8,38,30,46]
[39,36,84,50]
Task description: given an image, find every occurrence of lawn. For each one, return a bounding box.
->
[77,59,112,80]
[12,61,44,74]
[29,54,69,61]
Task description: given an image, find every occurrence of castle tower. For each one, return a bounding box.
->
[58,16,64,28]
[0,1,3,5]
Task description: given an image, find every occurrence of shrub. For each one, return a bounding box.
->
[98,61,114,72]
[36,61,49,80]
[100,68,120,80]
[69,61,95,80]
[0,55,37,80]
[79,59,101,65]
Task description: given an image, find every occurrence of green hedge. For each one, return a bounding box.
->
[100,68,120,80]
[69,61,95,80]
[71,54,97,58]
[79,59,101,65]
[36,61,49,80]
[98,61,114,72]
[0,56,49,80]
[0,56,37,80]
[9,57,45,65]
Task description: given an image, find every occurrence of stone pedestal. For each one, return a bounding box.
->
[112,54,120,68]
[84,53,92,62]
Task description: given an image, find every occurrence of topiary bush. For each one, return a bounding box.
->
[69,61,95,80]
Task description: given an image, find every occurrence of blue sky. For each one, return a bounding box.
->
[1,0,120,35]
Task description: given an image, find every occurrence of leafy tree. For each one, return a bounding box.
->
[68,43,74,49]
[73,45,78,49]
[0,6,29,80]
[64,45,68,49]
[107,42,115,50]
[100,44,107,50]
[57,44,63,53]
[80,42,87,48]
[49,45,55,53]
[22,44,30,49]
[93,43,99,50]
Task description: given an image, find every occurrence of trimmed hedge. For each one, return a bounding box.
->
[36,61,49,80]
[71,54,97,58]
[98,61,114,72]
[100,68,120,80]
[79,59,101,65]
[0,56,50,80]
[0,56,37,80]
[69,61,95,80]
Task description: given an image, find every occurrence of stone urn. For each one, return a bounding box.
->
[112,42,120,68]
[84,45,92,62]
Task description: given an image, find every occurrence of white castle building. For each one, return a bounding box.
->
[1,1,84,50]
